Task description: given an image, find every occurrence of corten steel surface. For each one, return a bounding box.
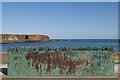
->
[7,47,114,76]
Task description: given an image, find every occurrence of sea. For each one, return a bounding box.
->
[0,39,120,52]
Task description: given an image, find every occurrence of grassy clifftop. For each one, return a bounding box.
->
[0,34,49,43]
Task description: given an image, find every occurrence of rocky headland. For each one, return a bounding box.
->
[0,34,49,43]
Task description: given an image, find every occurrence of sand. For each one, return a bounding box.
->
[0,52,7,64]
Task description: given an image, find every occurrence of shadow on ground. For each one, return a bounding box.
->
[0,68,7,75]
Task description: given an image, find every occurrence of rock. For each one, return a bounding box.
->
[49,39,67,42]
[0,34,49,43]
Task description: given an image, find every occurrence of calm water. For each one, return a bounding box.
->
[0,39,119,52]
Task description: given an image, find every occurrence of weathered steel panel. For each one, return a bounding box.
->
[8,47,114,76]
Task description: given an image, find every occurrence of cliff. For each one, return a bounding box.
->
[0,34,49,43]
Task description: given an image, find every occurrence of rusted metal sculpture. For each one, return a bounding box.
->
[8,47,114,76]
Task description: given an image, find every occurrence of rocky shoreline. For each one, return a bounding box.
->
[0,34,49,44]
[0,34,67,44]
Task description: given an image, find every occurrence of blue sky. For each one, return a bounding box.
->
[1,0,120,2]
[2,2,118,39]
[0,2,2,34]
